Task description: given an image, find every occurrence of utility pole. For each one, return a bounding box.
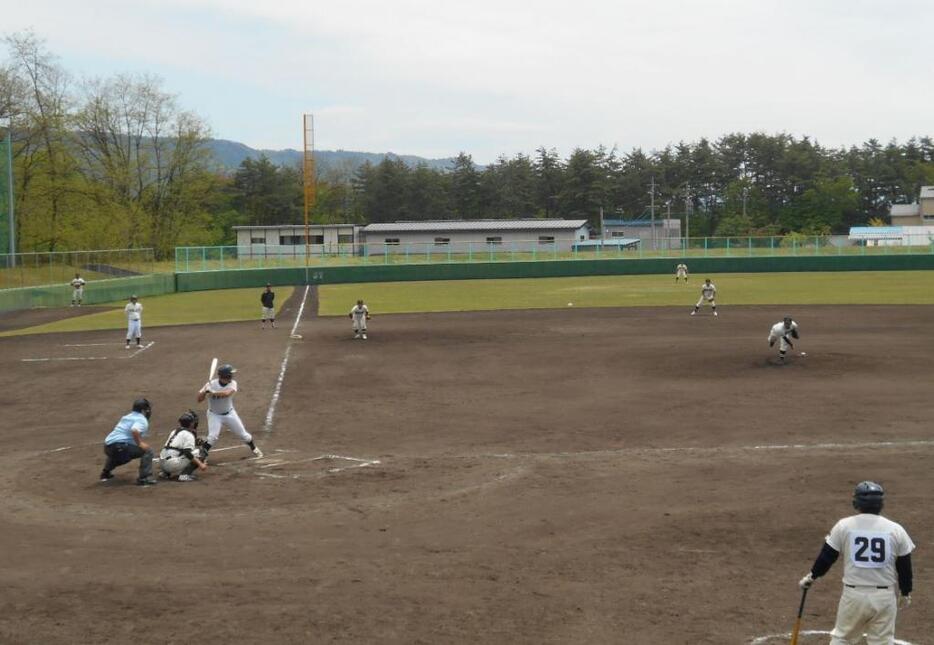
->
[599,206,605,240]
[3,121,14,267]
[742,186,748,219]
[649,176,657,251]
[683,185,691,251]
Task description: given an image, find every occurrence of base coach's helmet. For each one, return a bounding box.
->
[853,481,884,513]
[218,364,236,379]
[132,398,152,419]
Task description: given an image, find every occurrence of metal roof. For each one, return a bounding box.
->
[921,186,934,199]
[363,219,589,233]
[603,219,670,227]
[573,238,641,247]
[233,224,358,230]
[848,226,903,239]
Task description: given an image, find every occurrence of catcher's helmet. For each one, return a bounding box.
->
[852,481,884,513]
[217,364,236,379]
[178,410,199,429]
[132,397,152,419]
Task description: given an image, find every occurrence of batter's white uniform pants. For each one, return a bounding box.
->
[127,319,142,340]
[352,317,367,333]
[696,296,716,308]
[206,409,252,446]
[830,586,897,644]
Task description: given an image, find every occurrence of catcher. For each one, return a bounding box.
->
[349,299,371,340]
[159,410,208,482]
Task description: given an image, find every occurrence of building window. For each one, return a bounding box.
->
[611,231,628,238]
[486,236,503,245]
[250,236,265,244]
[279,235,306,245]
[538,235,556,244]
[338,234,354,244]
[384,238,400,245]
[309,235,325,245]
[434,237,451,245]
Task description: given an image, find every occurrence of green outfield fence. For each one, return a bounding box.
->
[174,254,934,292]
[0,273,175,310]
[174,235,934,273]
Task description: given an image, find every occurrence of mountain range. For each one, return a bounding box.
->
[206,139,458,175]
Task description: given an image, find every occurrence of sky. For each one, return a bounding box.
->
[3,0,933,164]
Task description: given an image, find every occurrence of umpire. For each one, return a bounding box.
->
[99,398,157,486]
[261,283,276,329]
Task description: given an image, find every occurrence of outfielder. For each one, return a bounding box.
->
[349,299,370,339]
[261,283,276,329]
[70,273,86,306]
[768,316,799,363]
[125,294,143,348]
[197,364,263,459]
[159,410,208,482]
[799,481,914,644]
[691,279,717,316]
[100,398,157,486]
[675,263,688,282]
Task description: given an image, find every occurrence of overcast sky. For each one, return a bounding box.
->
[4,0,932,163]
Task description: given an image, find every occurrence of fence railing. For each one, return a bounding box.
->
[0,248,156,290]
[173,236,934,273]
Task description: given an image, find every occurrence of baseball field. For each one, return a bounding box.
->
[0,272,931,644]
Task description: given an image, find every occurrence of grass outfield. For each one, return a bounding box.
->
[0,287,295,337]
[318,271,934,315]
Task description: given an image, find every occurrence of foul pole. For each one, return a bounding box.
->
[302,114,316,267]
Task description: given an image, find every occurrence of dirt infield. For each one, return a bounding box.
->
[0,301,931,644]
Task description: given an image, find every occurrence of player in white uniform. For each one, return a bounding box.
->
[768,316,799,363]
[159,410,208,482]
[124,294,143,348]
[799,481,914,644]
[691,279,717,316]
[349,299,370,339]
[675,263,688,282]
[197,363,263,459]
[70,273,86,306]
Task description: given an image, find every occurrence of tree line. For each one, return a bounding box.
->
[2,31,933,259]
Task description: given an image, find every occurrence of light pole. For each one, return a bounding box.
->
[2,117,14,267]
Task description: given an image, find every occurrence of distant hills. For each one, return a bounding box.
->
[205,139,458,175]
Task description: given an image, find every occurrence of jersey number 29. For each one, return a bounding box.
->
[853,536,886,565]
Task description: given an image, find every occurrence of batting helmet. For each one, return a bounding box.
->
[178,410,199,429]
[132,398,152,419]
[217,364,236,379]
[852,481,884,513]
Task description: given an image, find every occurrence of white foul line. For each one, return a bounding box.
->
[749,630,914,645]
[263,285,309,432]
[21,341,155,363]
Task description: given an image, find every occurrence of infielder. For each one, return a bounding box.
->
[349,299,370,339]
[261,283,276,329]
[70,273,86,306]
[675,263,688,282]
[125,294,143,348]
[197,363,263,459]
[100,398,157,486]
[799,481,914,644]
[159,410,208,482]
[691,279,717,316]
[768,316,799,363]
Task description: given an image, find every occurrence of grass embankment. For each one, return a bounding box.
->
[0,287,295,337]
[318,271,934,316]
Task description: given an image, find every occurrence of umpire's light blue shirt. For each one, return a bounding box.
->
[104,412,149,445]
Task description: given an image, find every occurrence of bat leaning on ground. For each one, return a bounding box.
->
[790,587,808,645]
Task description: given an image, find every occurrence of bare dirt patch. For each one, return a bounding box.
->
[0,304,931,644]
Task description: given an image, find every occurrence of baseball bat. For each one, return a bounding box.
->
[789,587,808,645]
[208,357,218,385]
